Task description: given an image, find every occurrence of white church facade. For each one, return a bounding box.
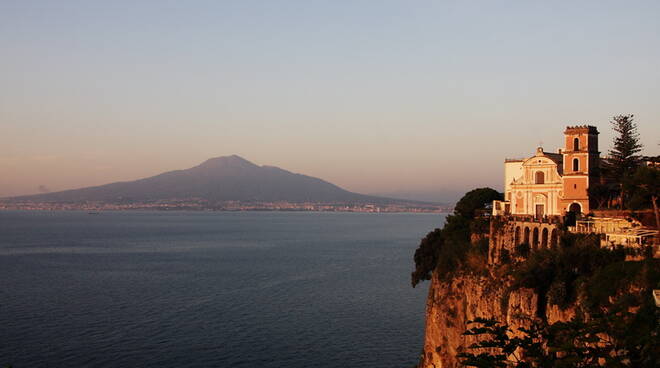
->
[494,126,600,218]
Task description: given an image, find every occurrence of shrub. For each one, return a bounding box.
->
[499,249,511,264]
[547,280,569,309]
[514,242,530,257]
[464,247,488,275]
[411,228,443,287]
[411,188,502,286]
[511,234,628,309]
[582,259,656,311]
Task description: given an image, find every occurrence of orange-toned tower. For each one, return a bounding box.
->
[560,125,600,214]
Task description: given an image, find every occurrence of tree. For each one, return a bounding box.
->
[603,114,643,208]
[458,317,547,368]
[587,183,616,210]
[605,114,643,177]
[454,188,503,219]
[626,165,660,231]
[411,228,443,287]
[411,188,502,287]
[459,311,660,368]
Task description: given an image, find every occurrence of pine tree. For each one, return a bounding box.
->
[603,114,643,208]
[605,114,643,178]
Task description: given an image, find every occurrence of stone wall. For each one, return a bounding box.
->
[489,216,561,263]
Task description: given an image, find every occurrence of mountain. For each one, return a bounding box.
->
[6,155,414,205]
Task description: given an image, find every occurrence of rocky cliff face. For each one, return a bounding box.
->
[419,270,578,368]
[414,206,659,368]
[417,216,580,368]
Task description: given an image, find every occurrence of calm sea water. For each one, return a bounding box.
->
[0,211,445,368]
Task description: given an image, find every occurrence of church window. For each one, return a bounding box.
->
[573,137,580,151]
[573,158,579,171]
[535,171,544,184]
[569,202,582,214]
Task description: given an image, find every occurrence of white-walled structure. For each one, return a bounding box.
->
[494,126,600,218]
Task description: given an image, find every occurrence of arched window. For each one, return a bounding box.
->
[573,137,580,151]
[573,158,579,172]
[569,202,581,214]
[532,228,539,250]
[535,171,545,184]
[541,228,548,249]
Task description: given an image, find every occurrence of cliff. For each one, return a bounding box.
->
[415,217,658,368]
[420,272,572,367]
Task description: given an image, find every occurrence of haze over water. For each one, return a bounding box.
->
[0,211,444,367]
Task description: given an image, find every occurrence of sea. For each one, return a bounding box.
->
[0,210,445,368]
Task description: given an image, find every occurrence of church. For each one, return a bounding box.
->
[494,125,600,218]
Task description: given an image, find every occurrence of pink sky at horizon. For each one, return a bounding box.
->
[2,1,659,202]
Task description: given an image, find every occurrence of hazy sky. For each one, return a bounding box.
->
[2,1,659,202]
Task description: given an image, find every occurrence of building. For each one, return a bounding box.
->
[493,125,600,218]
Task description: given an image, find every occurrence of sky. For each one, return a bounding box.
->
[1,1,659,202]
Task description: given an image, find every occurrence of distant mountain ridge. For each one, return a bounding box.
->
[6,155,422,205]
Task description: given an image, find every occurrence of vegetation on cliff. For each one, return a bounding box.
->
[411,187,501,287]
[412,114,660,365]
[459,303,659,368]
[413,184,659,366]
[455,231,660,367]
[510,233,626,310]
[588,114,659,227]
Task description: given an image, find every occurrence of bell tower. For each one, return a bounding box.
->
[561,125,599,214]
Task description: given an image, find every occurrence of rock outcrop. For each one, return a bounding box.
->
[420,271,559,368]
[418,219,574,368]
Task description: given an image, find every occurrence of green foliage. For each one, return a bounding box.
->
[603,114,643,180]
[411,228,443,287]
[600,114,644,210]
[563,210,576,227]
[454,188,503,219]
[583,258,659,312]
[470,216,492,236]
[625,165,660,211]
[459,309,660,368]
[435,215,472,280]
[499,249,511,264]
[514,242,530,258]
[508,231,658,356]
[411,188,501,287]
[587,182,617,210]
[511,234,625,309]
[464,242,490,275]
[458,317,546,368]
[547,280,568,309]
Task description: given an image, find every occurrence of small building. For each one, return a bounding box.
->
[573,217,658,248]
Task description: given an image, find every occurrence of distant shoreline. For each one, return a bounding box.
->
[0,201,449,214]
[0,208,447,214]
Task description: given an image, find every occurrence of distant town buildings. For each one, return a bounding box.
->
[0,199,448,214]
